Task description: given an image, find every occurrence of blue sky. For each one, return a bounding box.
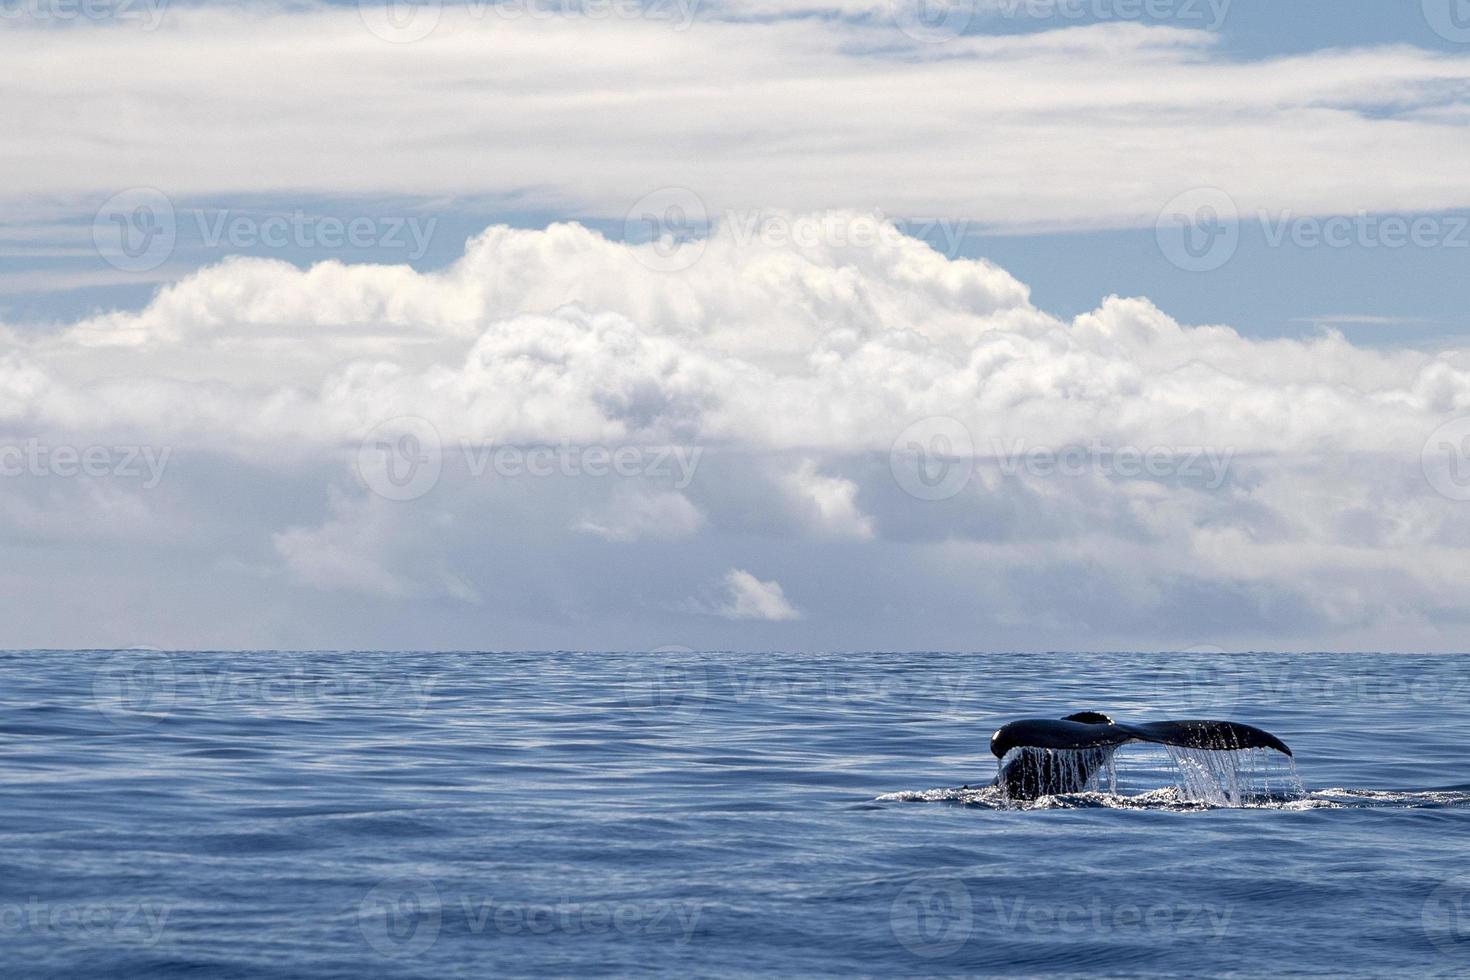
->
[4,1,1470,650]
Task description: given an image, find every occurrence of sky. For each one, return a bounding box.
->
[4,0,1470,650]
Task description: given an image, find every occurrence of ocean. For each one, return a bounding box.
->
[0,650,1467,977]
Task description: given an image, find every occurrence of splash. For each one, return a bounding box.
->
[878,782,1470,811]
[987,742,1303,808]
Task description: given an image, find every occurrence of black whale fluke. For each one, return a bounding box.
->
[989,712,1292,800]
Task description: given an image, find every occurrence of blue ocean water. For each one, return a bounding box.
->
[0,651,1468,978]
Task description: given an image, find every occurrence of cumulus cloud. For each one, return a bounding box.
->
[781,460,875,540]
[22,213,1470,458]
[715,569,802,622]
[4,213,1470,648]
[272,492,413,598]
[574,486,704,542]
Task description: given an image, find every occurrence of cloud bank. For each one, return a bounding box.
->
[5,8,1470,229]
[3,213,1470,650]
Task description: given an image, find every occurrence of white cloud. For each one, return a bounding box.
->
[19,214,1470,460]
[781,459,874,539]
[5,213,1470,647]
[272,492,411,598]
[5,11,1470,227]
[715,569,802,622]
[574,486,704,542]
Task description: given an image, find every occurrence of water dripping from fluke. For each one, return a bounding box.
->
[878,712,1308,810]
[985,712,1301,807]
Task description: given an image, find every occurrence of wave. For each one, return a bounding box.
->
[877,785,1470,811]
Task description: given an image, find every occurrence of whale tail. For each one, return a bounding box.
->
[990,712,1292,800]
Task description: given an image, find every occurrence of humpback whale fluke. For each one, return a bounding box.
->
[990,712,1292,800]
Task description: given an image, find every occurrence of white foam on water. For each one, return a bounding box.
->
[883,741,1307,810]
